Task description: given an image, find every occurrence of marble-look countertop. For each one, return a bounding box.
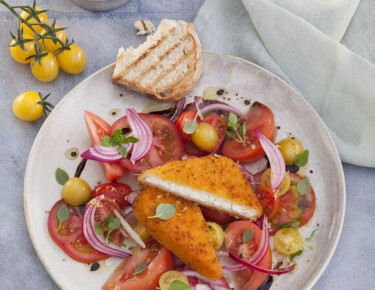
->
[0,0,374,289]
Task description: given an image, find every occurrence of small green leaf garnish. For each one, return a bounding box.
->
[103,215,121,244]
[243,229,254,242]
[169,280,190,290]
[105,215,114,227]
[183,119,199,134]
[306,229,318,242]
[225,112,247,146]
[132,262,147,276]
[296,177,311,196]
[295,150,309,167]
[100,129,139,149]
[100,136,113,147]
[55,168,69,185]
[108,218,121,231]
[118,145,128,157]
[56,204,69,231]
[95,223,104,236]
[278,217,302,229]
[290,249,303,261]
[148,203,177,220]
[228,112,238,124]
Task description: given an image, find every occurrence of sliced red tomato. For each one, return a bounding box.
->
[222,102,276,163]
[201,207,235,225]
[183,140,206,156]
[92,182,132,208]
[84,111,127,181]
[47,199,109,263]
[102,242,175,290]
[176,111,199,141]
[225,221,272,290]
[111,114,184,173]
[256,187,280,220]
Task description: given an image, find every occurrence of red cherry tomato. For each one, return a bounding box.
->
[47,200,109,263]
[176,111,200,142]
[222,102,276,163]
[102,242,175,290]
[201,207,235,225]
[92,182,132,208]
[225,221,272,290]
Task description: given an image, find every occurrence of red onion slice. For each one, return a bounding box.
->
[200,103,245,117]
[238,165,256,188]
[126,108,153,162]
[180,271,230,288]
[82,197,132,258]
[113,209,146,248]
[125,189,141,205]
[254,129,285,191]
[81,146,123,162]
[170,97,186,122]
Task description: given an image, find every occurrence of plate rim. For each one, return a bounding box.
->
[23,50,346,290]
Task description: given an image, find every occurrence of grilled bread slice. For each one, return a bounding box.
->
[112,19,203,101]
[133,186,222,280]
[138,155,263,220]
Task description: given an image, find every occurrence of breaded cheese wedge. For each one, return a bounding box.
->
[133,186,222,280]
[112,19,203,101]
[138,155,263,221]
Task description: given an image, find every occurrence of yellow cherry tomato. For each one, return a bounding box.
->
[40,25,67,52]
[278,138,304,166]
[20,6,48,35]
[61,177,92,206]
[57,44,86,75]
[206,222,225,250]
[12,91,44,121]
[260,168,291,196]
[191,122,219,152]
[31,52,59,82]
[274,228,303,256]
[9,34,35,64]
[159,271,189,290]
[133,223,150,242]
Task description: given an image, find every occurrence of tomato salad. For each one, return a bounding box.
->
[47,92,316,290]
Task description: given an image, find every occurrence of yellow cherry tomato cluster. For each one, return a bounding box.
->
[7,3,86,82]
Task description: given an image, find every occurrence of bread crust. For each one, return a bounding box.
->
[112,20,203,101]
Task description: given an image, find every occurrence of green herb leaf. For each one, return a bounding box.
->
[118,145,128,157]
[225,130,235,139]
[306,229,318,242]
[290,249,303,261]
[56,204,69,223]
[55,168,69,185]
[132,262,147,276]
[278,217,302,229]
[95,223,104,236]
[169,280,190,290]
[183,119,198,134]
[228,112,238,125]
[243,229,254,242]
[148,203,177,220]
[105,215,115,228]
[295,150,309,167]
[100,136,112,147]
[296,177,311,196]
[108,218,121,231]
[241,123,247,138]
[124,136,139,144]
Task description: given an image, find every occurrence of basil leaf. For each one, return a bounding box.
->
[170,280,189,290]
[228,112,238,125]
[105,215,114,228]
[295,150,309,167]
[296,177,311,196]
[95,223,104,236]
[183,119,198,134]
[100,136,112,147]
[55,168,69,185]
[108,218,121,230]
[118,145,128,157]
[56,204,69,223]
[243,229,254,242]
[148,203,177,220]
[290,249,303,261]
[132,262,147,276]
[278,217,302,229]
[123,136,139,144]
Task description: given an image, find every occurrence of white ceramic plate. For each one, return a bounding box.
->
[24,51,345,290]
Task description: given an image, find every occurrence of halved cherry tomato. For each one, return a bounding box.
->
[225,221,272,290]
[110,114,184,173]
[222,102,276,163]
[183,141,206,156]
[92,182,132,208]
[176,111,199,141]
[201,114,226,152]
[47,199,109,263]
[201,207,235,225]
[256,187,280,220]
[84,111,127,181]
[102,242,175,290]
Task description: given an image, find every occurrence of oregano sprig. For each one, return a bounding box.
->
[225,112,247,146]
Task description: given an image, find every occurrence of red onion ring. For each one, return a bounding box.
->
[200,103,245,117]
[170,97,186,122]
[180,271,230,288]
[113,209,146,248]
[125,189,141,205]
[238,165,256,188]
[126,108,153,162]
[254,129,285,191]
[81,145,123,162]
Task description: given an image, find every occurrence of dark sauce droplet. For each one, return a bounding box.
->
[310,169,313,174]
[75,159,87,178]
[90,262,100,272]
[217,89,225,95]
[244,99,251,105]
[258,275,273,290]
[122,128,131,135]
[148,108,175,119]
[286,165,299,173]
[71,152,77,157]
[276,126,281,130]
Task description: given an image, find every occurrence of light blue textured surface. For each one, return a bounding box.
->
[0,1,374,289]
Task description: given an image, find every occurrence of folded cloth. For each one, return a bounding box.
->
[194,0,375,167]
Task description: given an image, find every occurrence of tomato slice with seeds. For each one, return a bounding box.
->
[222,102,276,163]
[110,114,184,173]
[92,182,133,208]
[47,199,109,263]
[256,187,280,220]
